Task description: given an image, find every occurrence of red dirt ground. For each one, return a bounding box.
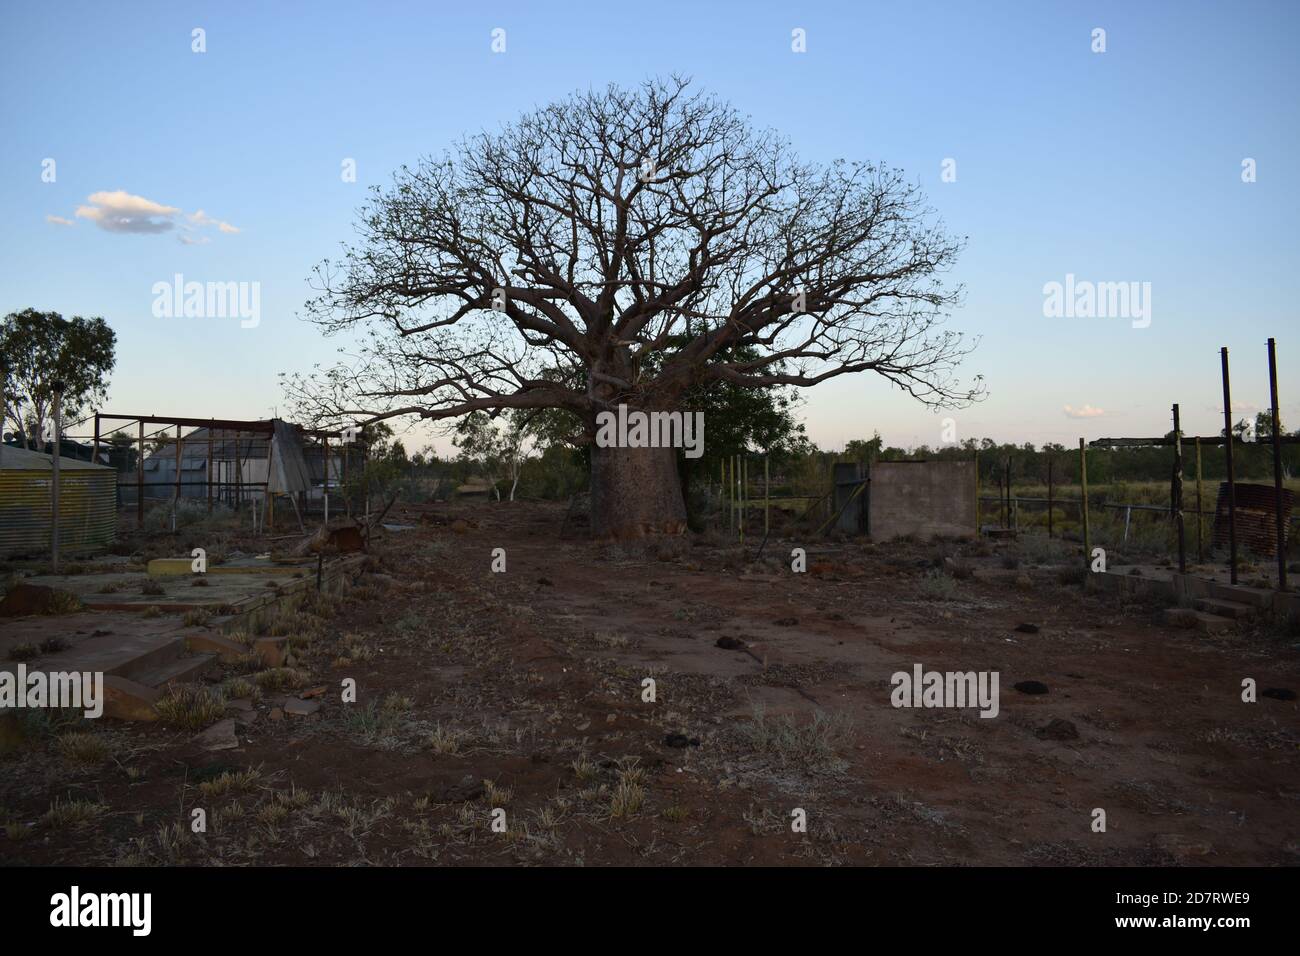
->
[2,499,1297,866]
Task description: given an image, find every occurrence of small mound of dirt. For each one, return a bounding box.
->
[715,636,745,650]
[1036,718,1079,740]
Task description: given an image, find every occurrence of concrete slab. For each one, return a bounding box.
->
[148,555,315,576]
[102,675,161,721]
[20,570,310,612]
[1207,581,1274,610]
[1163,607,1234,634]
[187,631,249,662]
[2,553,365,720]
[1195,597,1256,620]
[0,614,206,681]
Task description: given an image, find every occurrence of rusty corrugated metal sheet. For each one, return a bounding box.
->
[1212,482,1294,558]
[0,468,117,557]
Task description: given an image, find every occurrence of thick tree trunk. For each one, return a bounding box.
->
[589,443,687,539]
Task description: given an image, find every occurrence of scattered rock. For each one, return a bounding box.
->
[300,686,327,699]
[1036,718,1078,740]
[773,617,798,627]
[269,707,284,721]
[1014,623,1040,634]
[1262,687,1297,701]
[1014,574,1033,590]
[450,519,471,534]
[196,718,239,751]
[283,698,320,717]
[663,733,701,748]
[1014,680,1050,695]
[715,636,745,650]
[224,698,254,714]
[537,577,554,587]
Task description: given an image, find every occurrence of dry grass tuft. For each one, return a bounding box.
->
[44,796,107,829]
[154,684,226,730]
[197,766,262,798]
[57,732,114,764]
[253,667,310,692]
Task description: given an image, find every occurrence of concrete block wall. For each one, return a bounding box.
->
[868,460,977,540]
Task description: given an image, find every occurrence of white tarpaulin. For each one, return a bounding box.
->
[266,419,312,494]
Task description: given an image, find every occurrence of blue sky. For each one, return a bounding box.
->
[1,0,1296,453]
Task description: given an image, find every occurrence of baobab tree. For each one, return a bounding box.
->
[288,77,981,538]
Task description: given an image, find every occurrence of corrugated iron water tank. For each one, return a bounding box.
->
[0,445,117,557]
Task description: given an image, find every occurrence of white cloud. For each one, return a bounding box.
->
[75,190,181,233]
[1205,402,1262,416]
[65,191,240,239]
[188,209,240,234]
[178,234,211,246]
[1064,404,1105,419]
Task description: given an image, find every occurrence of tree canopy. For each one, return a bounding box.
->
[1,308,116,448]
[287,76,980,433]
